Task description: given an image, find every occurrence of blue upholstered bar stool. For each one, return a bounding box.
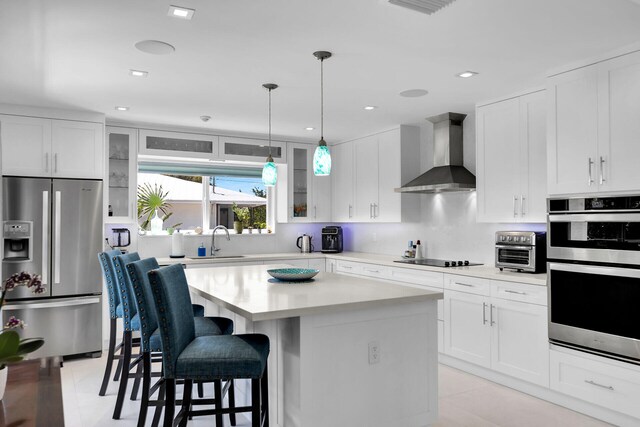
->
[126,257,235,427]
[149,264,270,427]
[98,249,131,396]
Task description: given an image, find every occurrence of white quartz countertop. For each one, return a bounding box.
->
[159,251,547,286]
[184,263,443,322]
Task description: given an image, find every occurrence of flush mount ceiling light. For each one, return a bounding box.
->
[168,5,195,19]
[135,40,176,55]
[312,50,332,176]
[262,83,278,187]
[129,69,148,78]
[115,106,129,111]
[456,71,478,78]
[399,89,429,98]
[388,0,457,15]
[364,106,378,110]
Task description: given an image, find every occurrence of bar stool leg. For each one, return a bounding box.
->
[151,380,165,427]
[229,379,236,426]
[261,367,269,427]
[130,353,143,400]
[251,378,260,427]
[163,379,176,427]
[113,330,132,419]
[214,380,224,427]
[177,379,192,427]
[136,352,151,427]
[99,318,117,396]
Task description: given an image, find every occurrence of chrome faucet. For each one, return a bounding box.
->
[211,225,231,255]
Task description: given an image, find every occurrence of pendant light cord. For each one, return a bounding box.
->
[320,58,324,140]
[268,87,272,156]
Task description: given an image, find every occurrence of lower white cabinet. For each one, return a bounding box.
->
[444,274,549,387]
[551,347,640,420]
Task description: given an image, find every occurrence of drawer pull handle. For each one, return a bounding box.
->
[584,380,614,391]
[365,269,379,273]
[342,265,352,269]
[504,289,527,295]
[455,282,474,287]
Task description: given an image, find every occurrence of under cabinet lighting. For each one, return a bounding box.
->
[115,106,129,111]
[168,5,195,20]
[364,106,377,110]
[305,127,315,131]
[456,71,478,78]
[129,69,148,78]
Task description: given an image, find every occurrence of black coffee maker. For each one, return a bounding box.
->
[321,226,343,253]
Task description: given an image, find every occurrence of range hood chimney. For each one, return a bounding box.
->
[395,112,476,193]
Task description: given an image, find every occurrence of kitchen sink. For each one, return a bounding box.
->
[187,255,246,260]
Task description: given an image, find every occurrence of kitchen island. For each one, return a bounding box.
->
[184,263,443,427]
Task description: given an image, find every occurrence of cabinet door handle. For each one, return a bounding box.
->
[290,205,293,219]
[369,203,373,219]
[490,304,495,326]
[314,205,317,219]
[374,203,378,218]
[454,282,474,288]
[348,204,352,218]
[482,302,487,325]
[504,289,527,295]
[54,153,58,173]
[44,153,49,172]
[588,157,594,185]
[521,195,525,216]
[584,380,614,391]
[513,196,518,217]
[599,156,606,185]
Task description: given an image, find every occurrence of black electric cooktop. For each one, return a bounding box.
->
[394,258,483,268]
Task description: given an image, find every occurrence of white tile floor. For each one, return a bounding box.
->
[61,357,611,426]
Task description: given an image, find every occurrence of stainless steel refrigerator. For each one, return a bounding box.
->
[2,177,103,358]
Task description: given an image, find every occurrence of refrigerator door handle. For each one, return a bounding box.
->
[3,297,100,310]
[42,190,49,286]
[54,190,62,284]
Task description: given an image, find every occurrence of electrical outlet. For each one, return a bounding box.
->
[368,341,380,364]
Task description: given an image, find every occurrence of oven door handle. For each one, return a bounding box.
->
[495,245,533,251]
[549,262,640,278]
[548,213,640,222]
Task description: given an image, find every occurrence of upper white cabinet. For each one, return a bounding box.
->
[547,50,640,195]
[277,142,331,223]
[219,136,286,163]
[331,142,354,222]
[106,127,137,221]
[1,115,103,179]
[336,125,420,223]
[476,90,546,222]
[139,129,218,159]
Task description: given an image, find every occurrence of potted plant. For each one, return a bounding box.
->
[137,183,174,231]
[0,272,46,400]
[231,203,250,234]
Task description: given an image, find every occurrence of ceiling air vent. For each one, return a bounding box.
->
[388,0,457,15]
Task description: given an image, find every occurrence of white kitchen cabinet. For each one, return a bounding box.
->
[278,143,331,223]
[476,90,546,222]
[106,127,137,221]
[547,50,640,195]
[139,129,218,159]
[1,115,103,179]
[444,274,549,387]
[351,126,420,223]
[325,258,337,273]
[331,142,354,222]
[219,136,286,163]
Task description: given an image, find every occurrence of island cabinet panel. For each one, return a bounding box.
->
[476,90,546,223]
[443,274,549,387]
[1,115,103,179]
[548,49,640,195]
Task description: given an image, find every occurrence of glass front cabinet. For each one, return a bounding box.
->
[106,127,137,222]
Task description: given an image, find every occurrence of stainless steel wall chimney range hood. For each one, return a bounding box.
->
[395,112,476,194]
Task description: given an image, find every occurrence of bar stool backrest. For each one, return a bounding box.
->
[126,257,161,352]
[113,252,141,331]
[98,249,123,319]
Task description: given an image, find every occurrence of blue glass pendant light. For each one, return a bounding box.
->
[262,83,278,186]
[313,51,332,176]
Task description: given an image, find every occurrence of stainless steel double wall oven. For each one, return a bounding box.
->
[547,195,640,363]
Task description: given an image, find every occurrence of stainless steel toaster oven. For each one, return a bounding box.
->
[495,231,546,273]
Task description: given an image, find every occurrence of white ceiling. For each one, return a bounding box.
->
[2,0,640,142]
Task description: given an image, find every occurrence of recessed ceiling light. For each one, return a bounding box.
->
[200,115,211,122]
[305,127,315,131]
[399,89,429,98]
[129,69,148,78]
[135,40,176,55]
[115,106,129,111]
[456,71,478,78]
[168,5,195,20]
[364,106,378,110]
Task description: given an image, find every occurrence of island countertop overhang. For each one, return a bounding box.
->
[183,263,443,322]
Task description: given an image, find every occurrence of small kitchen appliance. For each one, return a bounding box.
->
[321,226,343,253]
[495,231,546,273]
[296,234,314,253]
[111,227,131,248]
